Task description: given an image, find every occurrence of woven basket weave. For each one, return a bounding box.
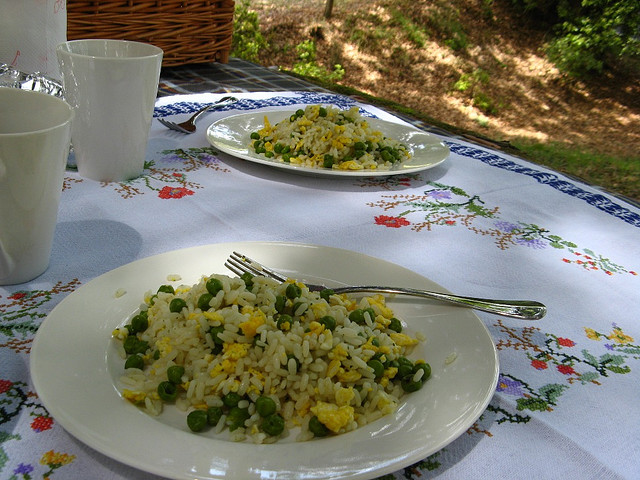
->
[67,1,235,66]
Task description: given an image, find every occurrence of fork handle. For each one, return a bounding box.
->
[190,96,237,122]
[332,286,546,320]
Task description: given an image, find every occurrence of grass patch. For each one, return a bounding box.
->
[513,140,640,202]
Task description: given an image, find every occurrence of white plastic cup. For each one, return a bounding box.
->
[0,88,73,285]
[56,39,163,182]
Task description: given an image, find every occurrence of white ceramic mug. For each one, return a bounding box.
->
[0,88,73,285]
[56,40,163,182]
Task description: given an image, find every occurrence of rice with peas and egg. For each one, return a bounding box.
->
[249,104,412,171]
[113,272,429,443]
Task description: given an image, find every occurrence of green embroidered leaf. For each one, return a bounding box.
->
[450,186,469,197]
[606,365,631,374]
[600,353,627,366]
[548,235,562,242]
[564,242,578,248]
[582,350,599,367]
[549,242,566,249]
[516,397,549,412]
[538,383,568,404]
[578,371,599,384]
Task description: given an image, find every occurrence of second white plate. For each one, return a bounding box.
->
[206,109,450,177]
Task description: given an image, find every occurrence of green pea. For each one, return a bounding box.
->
[364,307,376,322]
[285,283,301,299]
[295,109,305,117]
[323,154,334,168]
[153,349,160,360]
[157,381,178,402]
[389,317,402,333]
[319,315,337,331]
[157,285,174,294]
[187,409,208,432]
[275,295,287,313]
[255,396,277,417]
[292,301,307,316]
[281,145,291,154]
[367,359,385,379]
[348,309,366,325]
[209,325,225,345]
[274,143,284,154]
[130,312,148,334]
[223,392,242,408]
[250,132,260,140]
[289,114,297,122]
[353,141,366,151]
[227,406,250,431]
[396,357,414,378]
[262,413,285,436]
[240,272,254,289]
[123,336,149,355]
[167,365,185,384]
[206,277,224,296]
[318,107,327,117]
[401,375,423,393]
[124,354,144,370]
[381,150,393,162]
[207,406,223,426]
[197,293,214,311]
[276,314,293,331]
[308,415,330,437]
[265,151,274,158]
[413,362,432,382]
[282,153,291,163]
[169,298,187,313]
[320,288,334,301]
[286,353,301,370]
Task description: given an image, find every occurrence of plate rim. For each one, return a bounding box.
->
[206,109,450,177]
[30,241,498,480]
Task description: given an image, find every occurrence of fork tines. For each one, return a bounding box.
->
[224,251,287,283]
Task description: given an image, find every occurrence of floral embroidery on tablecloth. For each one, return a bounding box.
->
[368,181,637,275]
[492,320,638,418]
[60,147,230,199]
[0,280,80,339]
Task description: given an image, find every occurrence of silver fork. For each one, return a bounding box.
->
[158,96,237,133]
[224,251,547,320]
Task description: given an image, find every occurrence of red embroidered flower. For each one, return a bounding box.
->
[0,379,13,394]
[531,359,548,370]
[8,292,27,300]
[557,364,576,375]
[158,186,194,199]
[374,215,410,228]
[557,337,575,347]
[31,416,54,432]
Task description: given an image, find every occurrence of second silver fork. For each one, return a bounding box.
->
[224,251,547,320]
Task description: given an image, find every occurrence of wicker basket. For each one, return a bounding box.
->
[67,1,235,66]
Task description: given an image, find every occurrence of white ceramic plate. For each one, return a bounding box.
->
[31,242,498,480]
[206,110,449,177]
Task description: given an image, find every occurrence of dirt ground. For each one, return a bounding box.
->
[249,0,639,160]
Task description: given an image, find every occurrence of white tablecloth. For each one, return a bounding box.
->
[2,91,639,479]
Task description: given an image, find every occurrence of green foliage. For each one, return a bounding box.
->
[427,2,469,51]
[511,0,640,76]
[453,69,501,115]
[292,40,345,82]
[232,0,268,63]
[390,10,429,48]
